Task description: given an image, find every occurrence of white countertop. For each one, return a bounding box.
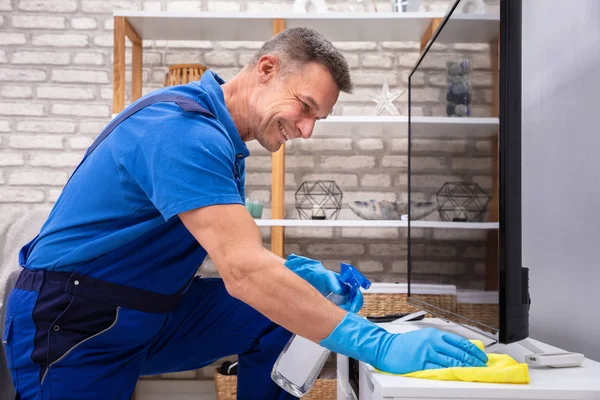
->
[362,318,600,399]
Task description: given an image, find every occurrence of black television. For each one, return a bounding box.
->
[407,0,529,344]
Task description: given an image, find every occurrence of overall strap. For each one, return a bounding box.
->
[19,93,216,268]
[86,94,215,161]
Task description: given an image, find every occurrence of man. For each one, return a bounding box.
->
[3,27,487,399]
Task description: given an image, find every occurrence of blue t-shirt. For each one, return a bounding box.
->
[26,71,250,272]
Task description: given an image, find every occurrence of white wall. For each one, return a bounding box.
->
[522,0,600,361]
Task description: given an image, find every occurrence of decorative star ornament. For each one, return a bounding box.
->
[349,0,378,12]
[371,78,403,116]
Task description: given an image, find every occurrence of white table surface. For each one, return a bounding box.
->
[359,318,600,400]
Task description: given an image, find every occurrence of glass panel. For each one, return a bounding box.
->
[408,0,500,336]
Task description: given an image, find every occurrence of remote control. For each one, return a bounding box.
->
[390,310,427,324]
[525,352,585,368]
[366,311,426,323]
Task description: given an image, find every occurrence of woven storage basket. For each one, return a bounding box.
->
[456,303,499,332]
[301,378,336,400]
[214,368,336,400]
[163,64,207,86]
[359,292,456,317]
[214,369,236,400]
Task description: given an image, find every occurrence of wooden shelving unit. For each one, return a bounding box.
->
[112,10,500,258]
[112,10,501,400]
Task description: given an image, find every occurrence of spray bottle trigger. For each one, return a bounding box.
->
[339,263,371,303]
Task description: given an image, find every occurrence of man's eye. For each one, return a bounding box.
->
[302,102,309,111]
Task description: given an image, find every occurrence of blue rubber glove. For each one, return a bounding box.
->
[321,313,488,374]
[284,254,363,313]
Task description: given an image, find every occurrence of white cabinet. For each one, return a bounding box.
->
[337,318,600,400]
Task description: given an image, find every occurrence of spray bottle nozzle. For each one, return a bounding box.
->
[339,263,371,302]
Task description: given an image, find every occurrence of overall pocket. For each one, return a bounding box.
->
[37,294,119,384]
[3,315,14,367]
[4,288,39,369]
[2,315,18,392]
[3,313,40,393]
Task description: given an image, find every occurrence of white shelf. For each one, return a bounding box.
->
[313,116,498,138]
[256,219,408,227]
[255,219,498,229]
[114,11,499,43]
[109,114,499,140]
[362,282,457,295]
[410,221,498,229]
[456,289,499,304]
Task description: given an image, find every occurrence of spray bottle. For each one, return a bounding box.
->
[271,263,371,397]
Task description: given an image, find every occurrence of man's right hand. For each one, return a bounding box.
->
[320,312,488,374]
[284,254,342,297]
[284,254,363,313]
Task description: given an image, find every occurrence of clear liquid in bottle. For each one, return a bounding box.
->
[271,264,371,397]
[270,293,344,397]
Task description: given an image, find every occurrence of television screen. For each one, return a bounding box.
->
[407,0,528,344]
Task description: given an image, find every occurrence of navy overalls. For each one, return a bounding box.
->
[3,92,296,399]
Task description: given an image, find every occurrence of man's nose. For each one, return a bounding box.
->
[297,118,316,139]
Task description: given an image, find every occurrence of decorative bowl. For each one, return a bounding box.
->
[348,200,436,221]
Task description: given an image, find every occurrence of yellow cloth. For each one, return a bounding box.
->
[376,340,530,384]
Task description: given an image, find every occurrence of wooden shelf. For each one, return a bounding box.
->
[114,11,499,42]
[313,116,499,138]
[254,219,498,229]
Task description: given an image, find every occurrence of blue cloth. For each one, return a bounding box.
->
[26,71,249,272]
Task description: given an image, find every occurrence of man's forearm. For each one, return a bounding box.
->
[179,204,346,343]
[222,248,346,343]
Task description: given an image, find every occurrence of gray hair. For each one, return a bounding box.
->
[248,27,354,94]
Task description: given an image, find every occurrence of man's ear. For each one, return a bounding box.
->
[256,54,279,83]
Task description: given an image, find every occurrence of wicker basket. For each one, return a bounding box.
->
[213,368,336,400]
[359,292,456,317]
[456,303,499,332]
[163,64,207,86]
[214,368,236,400]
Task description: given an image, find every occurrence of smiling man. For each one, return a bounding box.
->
[3,27,487,400]
[226,35,343,150]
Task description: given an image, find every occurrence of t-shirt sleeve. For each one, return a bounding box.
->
[118,114,243,220]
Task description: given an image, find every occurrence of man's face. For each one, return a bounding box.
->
[250,60,340,152]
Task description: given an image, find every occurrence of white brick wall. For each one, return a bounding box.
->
[1,84,33,98]
[18,0,78,12]
[1,0,500,382]
[13,51,70,65]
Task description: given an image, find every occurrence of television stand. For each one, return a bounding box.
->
[485,336,544,361]
[336,318,600,400]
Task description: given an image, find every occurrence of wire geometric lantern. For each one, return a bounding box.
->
[436,182,491,222]
[295,180,343,220]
